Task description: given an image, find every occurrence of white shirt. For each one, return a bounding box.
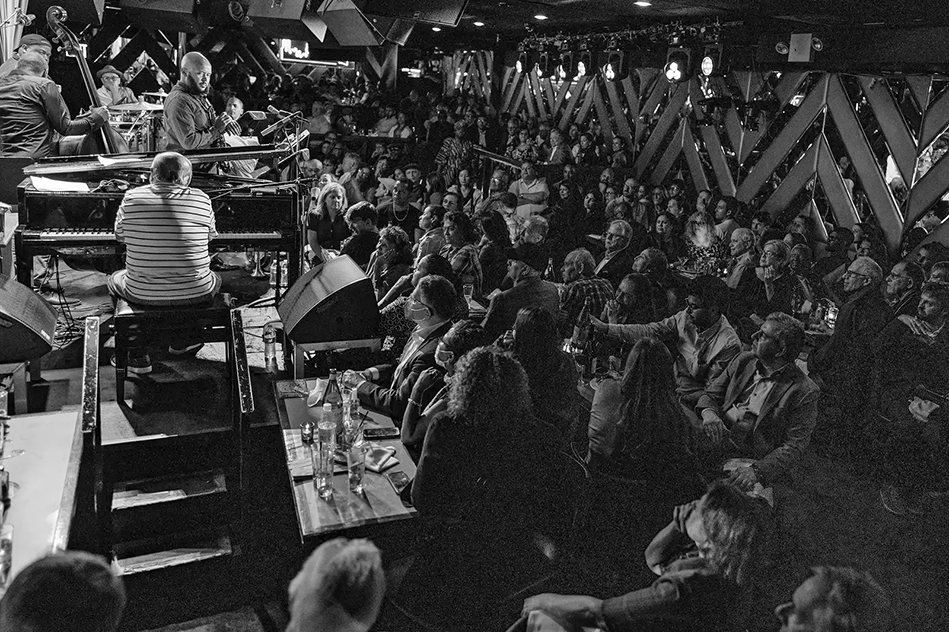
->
[508,177,549,219]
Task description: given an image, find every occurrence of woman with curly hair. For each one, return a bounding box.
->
[439,211,483,298]
[587,338,703,488]
[522,480,770,632]
[683,211,728,274]
[306,181,349,264]
[368,226,413,301]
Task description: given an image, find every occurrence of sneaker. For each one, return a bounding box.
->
[110,352,153,375]
[880,485,908,517]
[168,342,204,356]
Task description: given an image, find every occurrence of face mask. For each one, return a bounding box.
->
[405,298,431,322]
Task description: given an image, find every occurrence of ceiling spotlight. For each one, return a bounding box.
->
[473,21,484,26]
[701,43,723,77]
[664,47,692,83]
[634,0,652,5]
[811,36,823,51]
[775,41,789,55]
[534,14,548,20]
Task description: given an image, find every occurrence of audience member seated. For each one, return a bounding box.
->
[587,337,705,491]
[883,260,925,318]
[808,227,852,293]
[725,227,757,290]
[414,203,446,266]
[595,220,637,289]
[520,481,768,632]
[750,211,773,244]
[0,551,126,632]
[515,215,550,248]
[475,168,512,216]
[440,211,484,298]
[631,247,683,317]
[482,242,560,340]
[649,211,687,264]
[683,211,728,275]
[307,181,349,264]
[367,226,413,301]
[901,205,945,258]
[929,260,949,283]
[697,313,819,490]
[402,320,488,459]
[915,241,949,277]
[500,191,525,243]
[733,240,797,332]
[559,248,613,334]
[477,210,513,295]
[510,307,579,441]
[808,257,890,407]
[713,196,741,242]
[376,178,421,241]
[543,181,586,280]
[775,566,891,632]
[592,275,741,408]
[448,166,482,214]
[338,202,379,269]
[286,537,385,632]
[581,190,606,235]
[403,347,564,631]
[348,275,455,419]
[509,160,550,219]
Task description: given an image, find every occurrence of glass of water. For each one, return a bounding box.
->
[347,444,367,494]
[463,284,474,302]
[314,421,336,500]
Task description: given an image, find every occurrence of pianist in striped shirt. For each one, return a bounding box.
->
[108,151,221,310]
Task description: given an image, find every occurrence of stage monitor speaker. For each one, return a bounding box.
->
[119,0,199,34]
[0,275,57,363]
[28,0,105,26]
[247,0,328,43]
[277,256,379,344]
[362,0,469,27]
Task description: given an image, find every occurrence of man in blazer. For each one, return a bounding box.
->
[351,275,455,420]
[482,242,561,340]
[696,312,820,490]
[594,220,637,289]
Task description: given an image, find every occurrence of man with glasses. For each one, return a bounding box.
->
[725,228,756,290]
[164,52,240,152]
[592,275,741,407]
[604,177,641,228]
[0,34,51,78]
[559,248,613,334]
[348,275,455,419]
[697,312,818,491]
[475,168,511,216]
[595,220,636,289]
[883,261,925,318]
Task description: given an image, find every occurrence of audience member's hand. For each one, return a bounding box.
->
[702,415,726,444]
[728,465,759,491]
[590,316,608,333]
[496,329,515,350]
[521,594,603,628]
[604,300,621,324]
[672,499,699,533]
[899,314,933,337]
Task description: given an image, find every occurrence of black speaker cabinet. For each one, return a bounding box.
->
[119,0,199,34]
[247,0,329,43]
[277,256,379,344]
[0,275,57,363]
[362,0,469,26]
[29,0,106,26]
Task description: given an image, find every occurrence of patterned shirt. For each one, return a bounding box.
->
[114,183,218,303]
[561,276,614,331]
[439,242,483,297]
[434,137,473,185]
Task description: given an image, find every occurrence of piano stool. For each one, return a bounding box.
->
[112,295,236,404]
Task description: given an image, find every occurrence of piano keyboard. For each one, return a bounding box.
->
[24,229,284,242]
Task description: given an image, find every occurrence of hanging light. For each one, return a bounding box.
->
[578,43,597,77]
[558,40,577,80]
[664,44,692,83]
[602,39,628,82]
[700,43,723,77]
[538,44,559,79]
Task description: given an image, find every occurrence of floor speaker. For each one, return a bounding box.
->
[247,0,328,43]
[0,275,57,363]
[28,0,106,26]
[277,256,379,344]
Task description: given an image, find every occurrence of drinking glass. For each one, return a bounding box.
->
[314,421,337,500]
[0,387,7,419]
[463,284,474,302]
[347,444,367,494]
[0,525,12,586]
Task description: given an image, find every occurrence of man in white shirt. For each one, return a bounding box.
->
[508,160,549,219]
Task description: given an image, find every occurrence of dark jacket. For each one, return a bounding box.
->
[596,247,635,290]
[481,276,561,340]
[697,351,820,486]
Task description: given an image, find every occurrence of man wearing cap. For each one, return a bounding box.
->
[164,51,238,152]
[482,242,561,340]
[0,51,108,158]
[0,34,51,78]
[96,64,137,107]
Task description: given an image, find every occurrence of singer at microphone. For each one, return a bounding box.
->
[0,33,51,79]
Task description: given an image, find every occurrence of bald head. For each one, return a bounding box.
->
[180,52,212,94]
[151,152,193,186]
[16,51,48,77]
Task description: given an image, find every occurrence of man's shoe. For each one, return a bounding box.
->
[168,342,204,356]
[110,353,153,375]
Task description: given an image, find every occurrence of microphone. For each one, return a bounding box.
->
[267,105,301,118]
[15,8,35,25]
[243,110,267,121]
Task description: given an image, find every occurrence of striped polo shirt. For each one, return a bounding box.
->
[114,182,218,303]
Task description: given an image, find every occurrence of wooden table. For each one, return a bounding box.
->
[2,411,82,585]
[274,379,417,541]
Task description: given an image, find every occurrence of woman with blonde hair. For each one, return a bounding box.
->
[683,210,727,274]
[306,181,349,264]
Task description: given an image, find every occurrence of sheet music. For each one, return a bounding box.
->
[29,177,90,193]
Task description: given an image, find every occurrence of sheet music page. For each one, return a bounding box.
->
[29,177,90,193]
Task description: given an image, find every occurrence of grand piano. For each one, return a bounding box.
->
[14,145,304,292]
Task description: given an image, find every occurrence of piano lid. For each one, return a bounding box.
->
[23,144,287,177]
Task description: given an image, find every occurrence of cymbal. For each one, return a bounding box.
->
[141,91,168,98]
[109,101,164,111]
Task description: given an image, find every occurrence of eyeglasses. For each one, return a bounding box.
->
[843,270,871,279]
[886,271,910,280]
[605,232,627,239]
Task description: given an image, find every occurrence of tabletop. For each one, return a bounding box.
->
[274,379,417,541]
[2,411,82,584]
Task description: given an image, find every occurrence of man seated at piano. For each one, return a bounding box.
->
[0,51,108,158]
[164,52,239,152]
[107,151,221,373]
[96,64,137,107]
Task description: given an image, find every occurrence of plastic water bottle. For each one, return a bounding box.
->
[262,323,277,366]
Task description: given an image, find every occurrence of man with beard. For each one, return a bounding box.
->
[592,275,741,407]
[164,52,239,152]
[697,312,819,491]
[809,227,853,291]
[883,260,925,318]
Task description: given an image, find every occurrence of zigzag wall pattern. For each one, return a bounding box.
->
[496,66,949,254]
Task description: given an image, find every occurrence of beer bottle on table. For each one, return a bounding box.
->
[319,369,345,441]
[572,298,592,352]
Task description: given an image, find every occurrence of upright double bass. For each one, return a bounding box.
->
[46,5,128,155]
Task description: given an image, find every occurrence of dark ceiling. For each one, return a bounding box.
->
[418,0,949,48]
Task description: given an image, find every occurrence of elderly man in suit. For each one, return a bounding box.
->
[349,275,455,420]
[482,242,560,340]
[697,312,819,491]
[595,220,638,289]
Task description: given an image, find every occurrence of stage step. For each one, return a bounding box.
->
[113,528,234,576]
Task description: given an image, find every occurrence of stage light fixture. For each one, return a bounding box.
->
[558,42,578,79]
[538,44,559,79]
[775,41,789,55]
[664,47,692,83]
[700,43,723,77]
[578,46,597,77]
[514,43,538,75]
[602,42,628,82]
